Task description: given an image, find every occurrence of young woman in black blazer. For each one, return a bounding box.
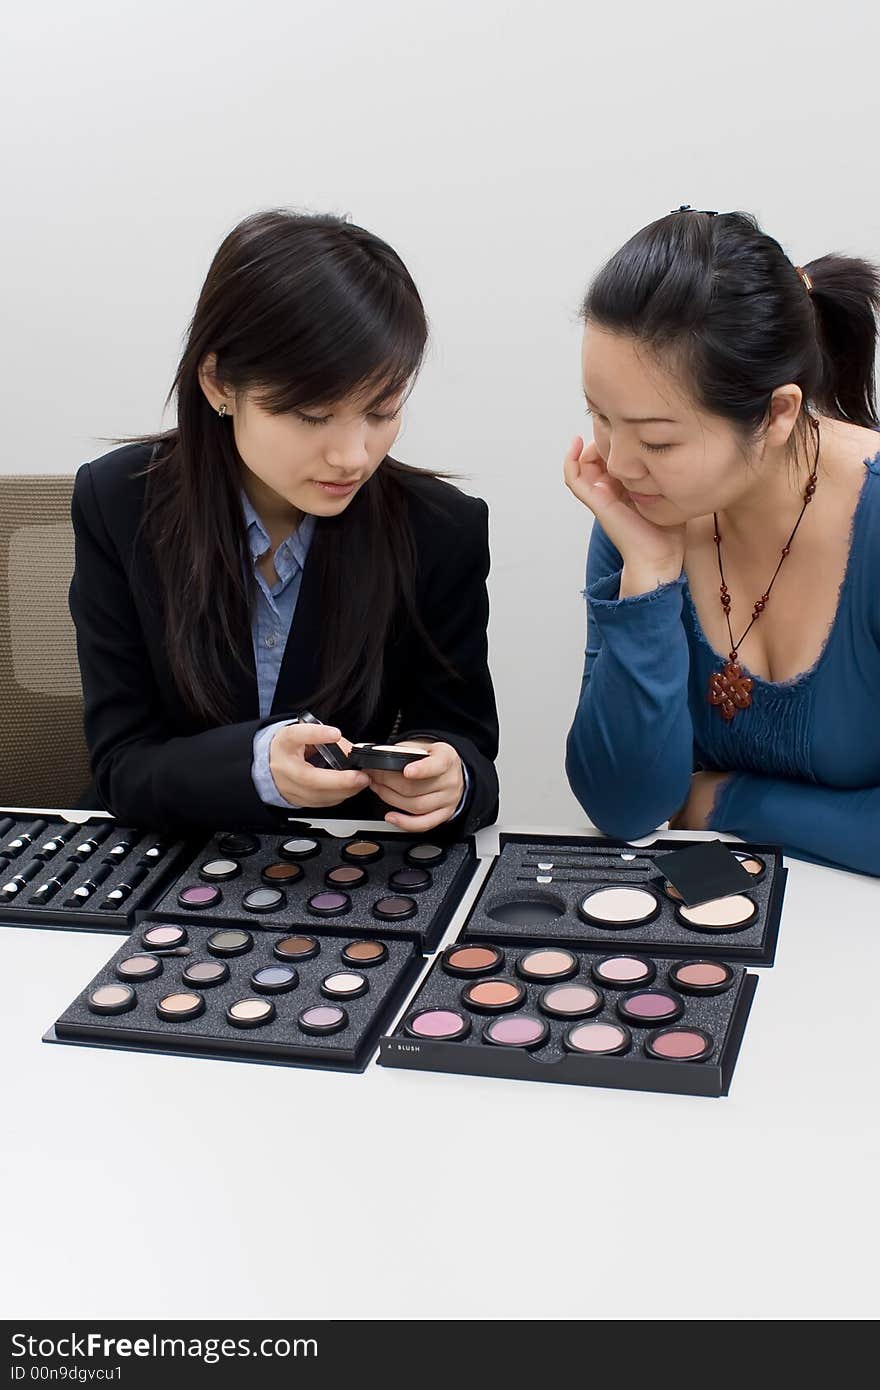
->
[69,210,499,836]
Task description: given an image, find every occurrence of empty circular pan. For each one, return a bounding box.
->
[177,884,223,910]
[278,836,321,862]
[577,886,661,929]
[116,954,162,982]
[676,894,758,934]
[539,982,604,1019]
[516,948,578,983]
[483,1014,549,1050]
[668,960,735,996]
[405,1008,470,1041]
[261,862,304,886]
[564,1021,632,1056]
[373,895,417,922]
[142,924,187,951]
[207,928,253,957]
[217,832,260,857]
[406,842,447,868]
[441,943,504,978]
[341,839,384,865]
[325,865,368,890]
[308,891,352,918]
[461,977,526,1014]
[199,858,241,883]
[156,991,205,1022]
[486,893,565,928]
[88,983,137,1015]
[341,939,388,967]
[251,964,299,994]
[618,989,684,1027]
[646,1026,714,1062]
[182,959,229,988]
[243,887,286,914]
[591,955,656,990]
[388,867,433,893]
[321,971,368,1000]
[299,1004,349,1035]
[274,934,320,962]
[734,852,766,883]
[227,997,276,1029]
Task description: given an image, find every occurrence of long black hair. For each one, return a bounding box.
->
[139,209,442,724]
[582,208,880,453]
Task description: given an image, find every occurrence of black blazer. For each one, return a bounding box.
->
[69,443,499,837]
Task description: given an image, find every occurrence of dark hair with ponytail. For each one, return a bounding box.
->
[582,208,880,449]
[137,209,442,725]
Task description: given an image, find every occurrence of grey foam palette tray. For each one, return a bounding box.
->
[47,921,423,1072]
[380,943,758,1097]
[462,834,786,964]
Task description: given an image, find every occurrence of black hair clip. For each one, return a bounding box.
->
[672,204,719,216]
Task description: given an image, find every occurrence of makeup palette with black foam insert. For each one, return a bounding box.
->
[458,833,786,964]
[149,829,478,950]
[46,922,422,1072]
[0,810,199,933]
[379,941,757,1097]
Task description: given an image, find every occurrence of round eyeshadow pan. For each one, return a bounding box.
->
[274,934,320,962]
[243,887,286,913]
[142,924,187,950]
[564,1021,632,1056]
[461,977,526,1013]
[182,960,229,988]
[516,948,578,982]
[207,928,253,957]
[325,865,368,889]
[216,832,260,857]
[442,943,504,977]
[373,895,417,921]
[405,842,447,867]
[341,839,384,864]
[198,858,241,883]
[279,837,321,861]
[156,991,205,1021]
[88,983,136,1015]
[177,884,222,910]
[591,955,656,988]
[388,867,433,893]
[321,971,368,999]
[676,894,758,932]
[646,1026,714,1061]
[483,1014,549,1050]
[227,997,276,1028]
[405,1008,470,1040]
[618,989,684,1026]
[735,853,766,881]
[116,954,162,982]
[251,965,298,993]
[261,862,304,885]
[539,982,604,1019]
[487,895,564,927]
[299,1004,349,1035]
[578,885,660,927]
[308,891,351,918]
[341,940,388,966]
[668,960,735,995]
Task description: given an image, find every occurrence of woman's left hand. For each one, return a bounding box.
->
[368,741,465,832]
[669,771,730,831]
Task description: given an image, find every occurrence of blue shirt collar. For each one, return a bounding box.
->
[240,488,316,573]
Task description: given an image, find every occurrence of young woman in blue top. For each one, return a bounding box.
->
[564,207,880,876]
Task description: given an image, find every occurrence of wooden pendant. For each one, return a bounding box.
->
[708,659,753,722]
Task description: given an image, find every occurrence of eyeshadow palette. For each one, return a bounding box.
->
[148,829,478,950]
[461,833,786,964]
[379,940,757,1097]
[46,920,423,1071]
[0,811,197,933]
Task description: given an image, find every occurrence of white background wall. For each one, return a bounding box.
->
[2,0,879,823]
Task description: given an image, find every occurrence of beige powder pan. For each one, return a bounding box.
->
[578,886,661,929]
[676,894,757,933]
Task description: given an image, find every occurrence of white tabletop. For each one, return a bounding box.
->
[1,816,878,1320]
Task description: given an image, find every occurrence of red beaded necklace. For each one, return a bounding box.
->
[707,416,821,722]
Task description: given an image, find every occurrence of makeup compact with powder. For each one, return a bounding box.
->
[0,811,195,933]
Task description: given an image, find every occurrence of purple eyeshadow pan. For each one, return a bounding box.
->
[483,1014,549,1049]
[177,884,222,909]
[618,990,684,1026]
[307,891,351,917]
[405,1008,470,1040]
[298,1004,349,1035]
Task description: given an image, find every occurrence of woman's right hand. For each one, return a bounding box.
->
[269,723,371,807]
[563,435,686,592]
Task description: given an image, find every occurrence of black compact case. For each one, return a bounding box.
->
[459,833,786,965]
[0,811,198,933]
[379,942,758,1098]
[147,829,478,951]
[46,920,425,1072]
